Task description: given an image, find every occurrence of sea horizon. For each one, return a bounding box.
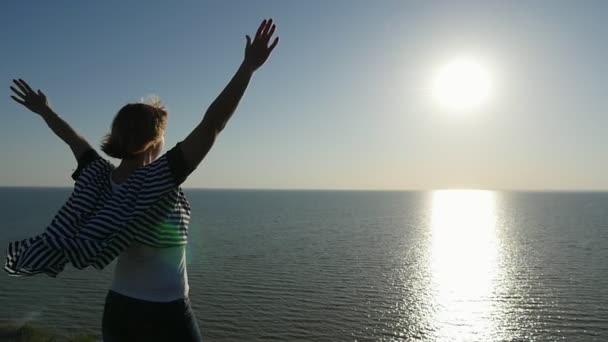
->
[2,185,608,193]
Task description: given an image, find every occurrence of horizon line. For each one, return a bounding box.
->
[1,185,608,193]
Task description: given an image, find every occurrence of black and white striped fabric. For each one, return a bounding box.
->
[4,144,191,277]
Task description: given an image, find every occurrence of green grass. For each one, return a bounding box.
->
[0,323,97,342]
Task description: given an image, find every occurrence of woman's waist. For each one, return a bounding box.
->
[106,289,191,306]
[110,272,190,302]
[111,248,189,301]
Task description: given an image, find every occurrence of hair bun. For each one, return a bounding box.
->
[139,94,165,110]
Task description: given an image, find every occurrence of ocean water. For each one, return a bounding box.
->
[0,188,607,341]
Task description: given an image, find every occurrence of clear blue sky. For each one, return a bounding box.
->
[1,0,607,190]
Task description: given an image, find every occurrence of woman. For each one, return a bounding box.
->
[6,19,278,341]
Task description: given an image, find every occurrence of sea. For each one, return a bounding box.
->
[0,188,607,341]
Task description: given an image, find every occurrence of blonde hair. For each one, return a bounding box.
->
[101,99,168,159]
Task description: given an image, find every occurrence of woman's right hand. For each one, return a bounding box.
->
[243,19,279,72]
[10,79,51,116]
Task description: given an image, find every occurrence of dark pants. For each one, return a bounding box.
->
[102,290,203,341]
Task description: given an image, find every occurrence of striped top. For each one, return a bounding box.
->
[4,143,192,277]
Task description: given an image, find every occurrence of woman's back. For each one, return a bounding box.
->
[109,154,190,302]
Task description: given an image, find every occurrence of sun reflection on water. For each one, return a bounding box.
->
[429,190,501,340]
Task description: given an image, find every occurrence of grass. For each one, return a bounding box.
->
[0,323,97,342]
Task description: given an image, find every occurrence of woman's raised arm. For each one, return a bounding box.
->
[10,79,93,161]
[178,19,279,173]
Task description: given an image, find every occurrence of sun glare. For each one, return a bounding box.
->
[429,190,502,339]
[431,58,492,112]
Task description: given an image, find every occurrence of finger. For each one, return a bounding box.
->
[10,95,26,105]
[9,86,26,99]
[255,19,267,39]
[262,19,273,36]
[37,89,46,99]
[267,24,276,40]
[18,79,35,93]
[269,37,279,53]
[13,79,30,95]
[246,35,252,48]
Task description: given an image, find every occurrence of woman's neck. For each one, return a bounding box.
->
[112,152,156,183]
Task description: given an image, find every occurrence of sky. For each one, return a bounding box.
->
[1,0,607,190]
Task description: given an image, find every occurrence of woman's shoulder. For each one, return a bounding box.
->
[137,143,191,186]
[71,149,114,182]
[126,144,188,190]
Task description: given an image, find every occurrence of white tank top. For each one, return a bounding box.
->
[109,173,190,302]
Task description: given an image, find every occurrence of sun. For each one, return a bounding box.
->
[431,58,492,112]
